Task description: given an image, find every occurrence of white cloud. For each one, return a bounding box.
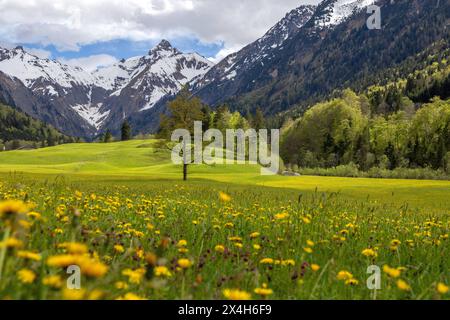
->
[61,54,118,72]
[25,48,52,59]
[0,0,320,54]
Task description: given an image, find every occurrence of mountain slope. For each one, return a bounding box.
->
[191,5,317,106]
[0,102,72,148]
[192,0,449,116]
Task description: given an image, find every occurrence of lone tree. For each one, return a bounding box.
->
[159,86,205,181]
[121,121,132,141]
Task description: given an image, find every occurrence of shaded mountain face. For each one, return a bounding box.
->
[191,0,449,116]
[0,41,213,139]
[191,5,317,106]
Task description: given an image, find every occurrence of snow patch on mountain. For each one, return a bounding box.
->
[0,47,96,88]
[315,0,375,28]
[72,103,110,130]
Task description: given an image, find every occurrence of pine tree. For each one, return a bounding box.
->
[104,130,113,143]
[121,121,132,141]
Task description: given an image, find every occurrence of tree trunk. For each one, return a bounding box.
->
[183,164,188,181]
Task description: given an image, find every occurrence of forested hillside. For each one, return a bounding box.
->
[0,104,75,150]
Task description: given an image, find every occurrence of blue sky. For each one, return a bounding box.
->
[24,38,224,61]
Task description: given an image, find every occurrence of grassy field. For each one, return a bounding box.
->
[0,140,448,300]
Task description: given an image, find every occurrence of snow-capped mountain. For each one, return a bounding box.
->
[0,41,213,138]
[191,5,316,103]
[0,46,96,89]
[190,0,379,111]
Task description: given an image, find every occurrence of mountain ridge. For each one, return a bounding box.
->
[0,40,214,138]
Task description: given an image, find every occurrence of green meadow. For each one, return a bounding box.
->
[0,140,449,212]
[0,140,448,300]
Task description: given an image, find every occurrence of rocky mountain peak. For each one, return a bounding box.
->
[149,39,181,57]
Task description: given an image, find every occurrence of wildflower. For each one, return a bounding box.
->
[437,283,449,295]
[250,232,260,239]
[281,259,295,267]
[79,258,108,278]
[260,258,274,265]
[361,248,378,258]
[115,281,129,290]
[396,279,411,291]
[311,264,320,272]
[114,245,125,253]
[0,237,23,249]
[223,289,251,300]
[178,258,193,269]
[0,200,28,218]
[274,212,289,220]
[301,217,311,224]
[17,269,36,284]
[345,278,359,286]
[58,242,88,255]
[254,284,273,297]
[62,288,86,300]
[116,293,146,300]
[177,240,188,247]
[87,290,104,300]
[303,247,313,254]
[219,192,231,202]
[122,268,146,284]
[17,250,41,261]
[337,271,354,281]
[27,211,42,220]
[306,240,315,247]
[383,265,401,278]
[47,254,79,268]
[215,245,225,253]
[253,244,261,251]
[154,266,172,278]
[42,275,63,289]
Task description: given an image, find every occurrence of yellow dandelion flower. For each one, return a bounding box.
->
[345,278,359,286]
[115,281,129,290]
[223,289,251,300]
[253,244,261,251]
[0,237,23,249]
[337,270,354,281]
[42,275,63,289]
[62,288,86,300]
[17,269,36,284]
[383,265,401,278]
[215,245,225,253]
[58,242,88,255]
[17,250,41,261]
[260,258,274,265]
[397,279,411,291]
[361,248,378,258]
[177,240,188,247]
[437,283,449,295]
[154,266,172,278]
[254,284,273,297]
[122,268,146,284]
[250,232,260,239]
[177,258,193,269]
[114,245,125,253]
[116,293,147,300]
[219,192,231,202]
[47,254,79,268]
[303,247,313,254]
[0,200,29,218]
[311,264,321,272]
